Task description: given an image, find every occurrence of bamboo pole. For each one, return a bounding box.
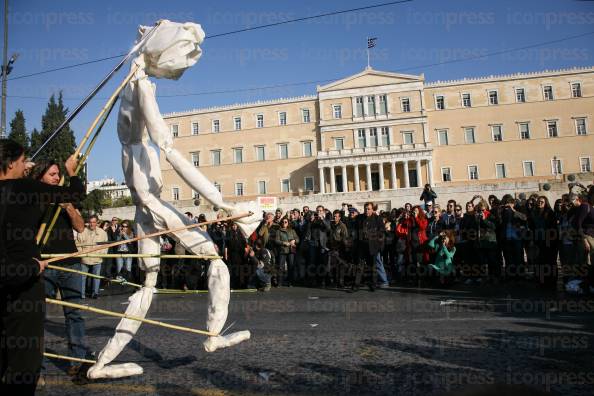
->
[46,298,217,337]
[44,352,96,365]
[42,253,221,260]
[36,64,139,246]
[45,212,252,264]
[47,264,143,288]
[156,288,257,294]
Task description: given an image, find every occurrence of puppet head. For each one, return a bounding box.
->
[138,20,205,80]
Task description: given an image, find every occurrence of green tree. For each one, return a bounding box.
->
[81,189,108,217]
[30,92,76,165]
[8,110,29,152]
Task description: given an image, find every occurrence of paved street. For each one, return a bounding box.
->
[40,283,594,396]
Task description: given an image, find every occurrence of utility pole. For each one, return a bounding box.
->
[1,0,8,138]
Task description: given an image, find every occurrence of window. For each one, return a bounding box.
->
[171,124,179,138]
[211,150,221,166]
[257,114,264,128]
[547,121,558,138]
[191,122,199,135]
[435,95,445,110]
[402,131,414,145]
[171,187,180,201]
[488,90,498,105]
[381,127,390,146]
[438,130,449,146]
[496,163,507,179]
[523,161,535,177]
[519,122,530,140]
[302,109,310,123]
[379,94,387,115]
[234,117,242,131]
[401,97,410,112]
[212,119,220,133]
[255,145,265,161]
[369,128,378,147]
[576,118,587,135]
[233,148,243,164]
[462,93,472,108]
[302,141,312,157]
[367,96,376,115]
[441,167,451,182]
[278,143,288,159]
[464,127,476,144]
[334,137,344,150]
[357,129,366,148]
[551,158,563,175]
[355,96,364,117]
[235,182,244,196]
[304,176,314,192]
[281,179,290,193]
[279,112,287,126]
[191,152,199,167]
[491,125,503,142]
[257,181,267,194]
[571,82,582,98]
[332,105,342,119]
[468,165,479,180]
[515,88,526,103]
[580,157,592,173]
[543,85,554,100]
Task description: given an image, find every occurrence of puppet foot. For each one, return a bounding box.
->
[203,330,251,352]
[87,363,144,379]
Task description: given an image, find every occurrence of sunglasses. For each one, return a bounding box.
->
[122,225,129,228]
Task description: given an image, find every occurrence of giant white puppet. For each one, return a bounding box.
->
[87,20,261,379]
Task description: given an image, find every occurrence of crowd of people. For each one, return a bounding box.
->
[94,183,594,295]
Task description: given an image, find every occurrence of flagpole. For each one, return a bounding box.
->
[366,36,370,69]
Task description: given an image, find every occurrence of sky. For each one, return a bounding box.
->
[3,0,594,181]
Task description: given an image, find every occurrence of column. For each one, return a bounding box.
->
[378,162,385,190]
[375,94,380,115]
[365,163,372,191]
[318,167,325,194]
[330,166,336,193]
[353,164,360,192]
[351,97,357,118]
[364,128,370,148]
[403,161,410,188]
[390,161,397,189]
[416,159,422,187]
[341,165,348,193]
[428,158,434,186]
[363,96,368,117]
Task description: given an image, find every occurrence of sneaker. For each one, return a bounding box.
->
[263,284,271,292]
[378,283,389,289]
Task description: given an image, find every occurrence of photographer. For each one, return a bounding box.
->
[428,230,457,285]
[420,183,437,210]
[310,205,331,287]
[247,239,274,292]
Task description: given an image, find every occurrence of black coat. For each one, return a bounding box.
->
[357,213,385,255]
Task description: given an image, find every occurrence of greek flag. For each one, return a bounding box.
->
[367,37,377,49]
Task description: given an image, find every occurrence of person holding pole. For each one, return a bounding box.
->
[0,139,83,395]
[30,160,91,378]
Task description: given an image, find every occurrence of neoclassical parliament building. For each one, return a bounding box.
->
[161,66,593,207]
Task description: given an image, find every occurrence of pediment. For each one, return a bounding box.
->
[318,68,423,92]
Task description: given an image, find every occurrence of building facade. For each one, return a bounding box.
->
[162,66,593,206]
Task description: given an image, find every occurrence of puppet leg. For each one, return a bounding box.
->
[87,208,160,379]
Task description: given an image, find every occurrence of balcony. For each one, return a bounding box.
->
[317,142,431,158]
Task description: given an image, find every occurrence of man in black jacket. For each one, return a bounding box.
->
[310,205,330,286]
[353,202,385,291]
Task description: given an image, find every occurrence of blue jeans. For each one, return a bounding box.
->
[44,264,88,363]
[116,257,132,274]
[375,252,389,285]
[81,262,102,297]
